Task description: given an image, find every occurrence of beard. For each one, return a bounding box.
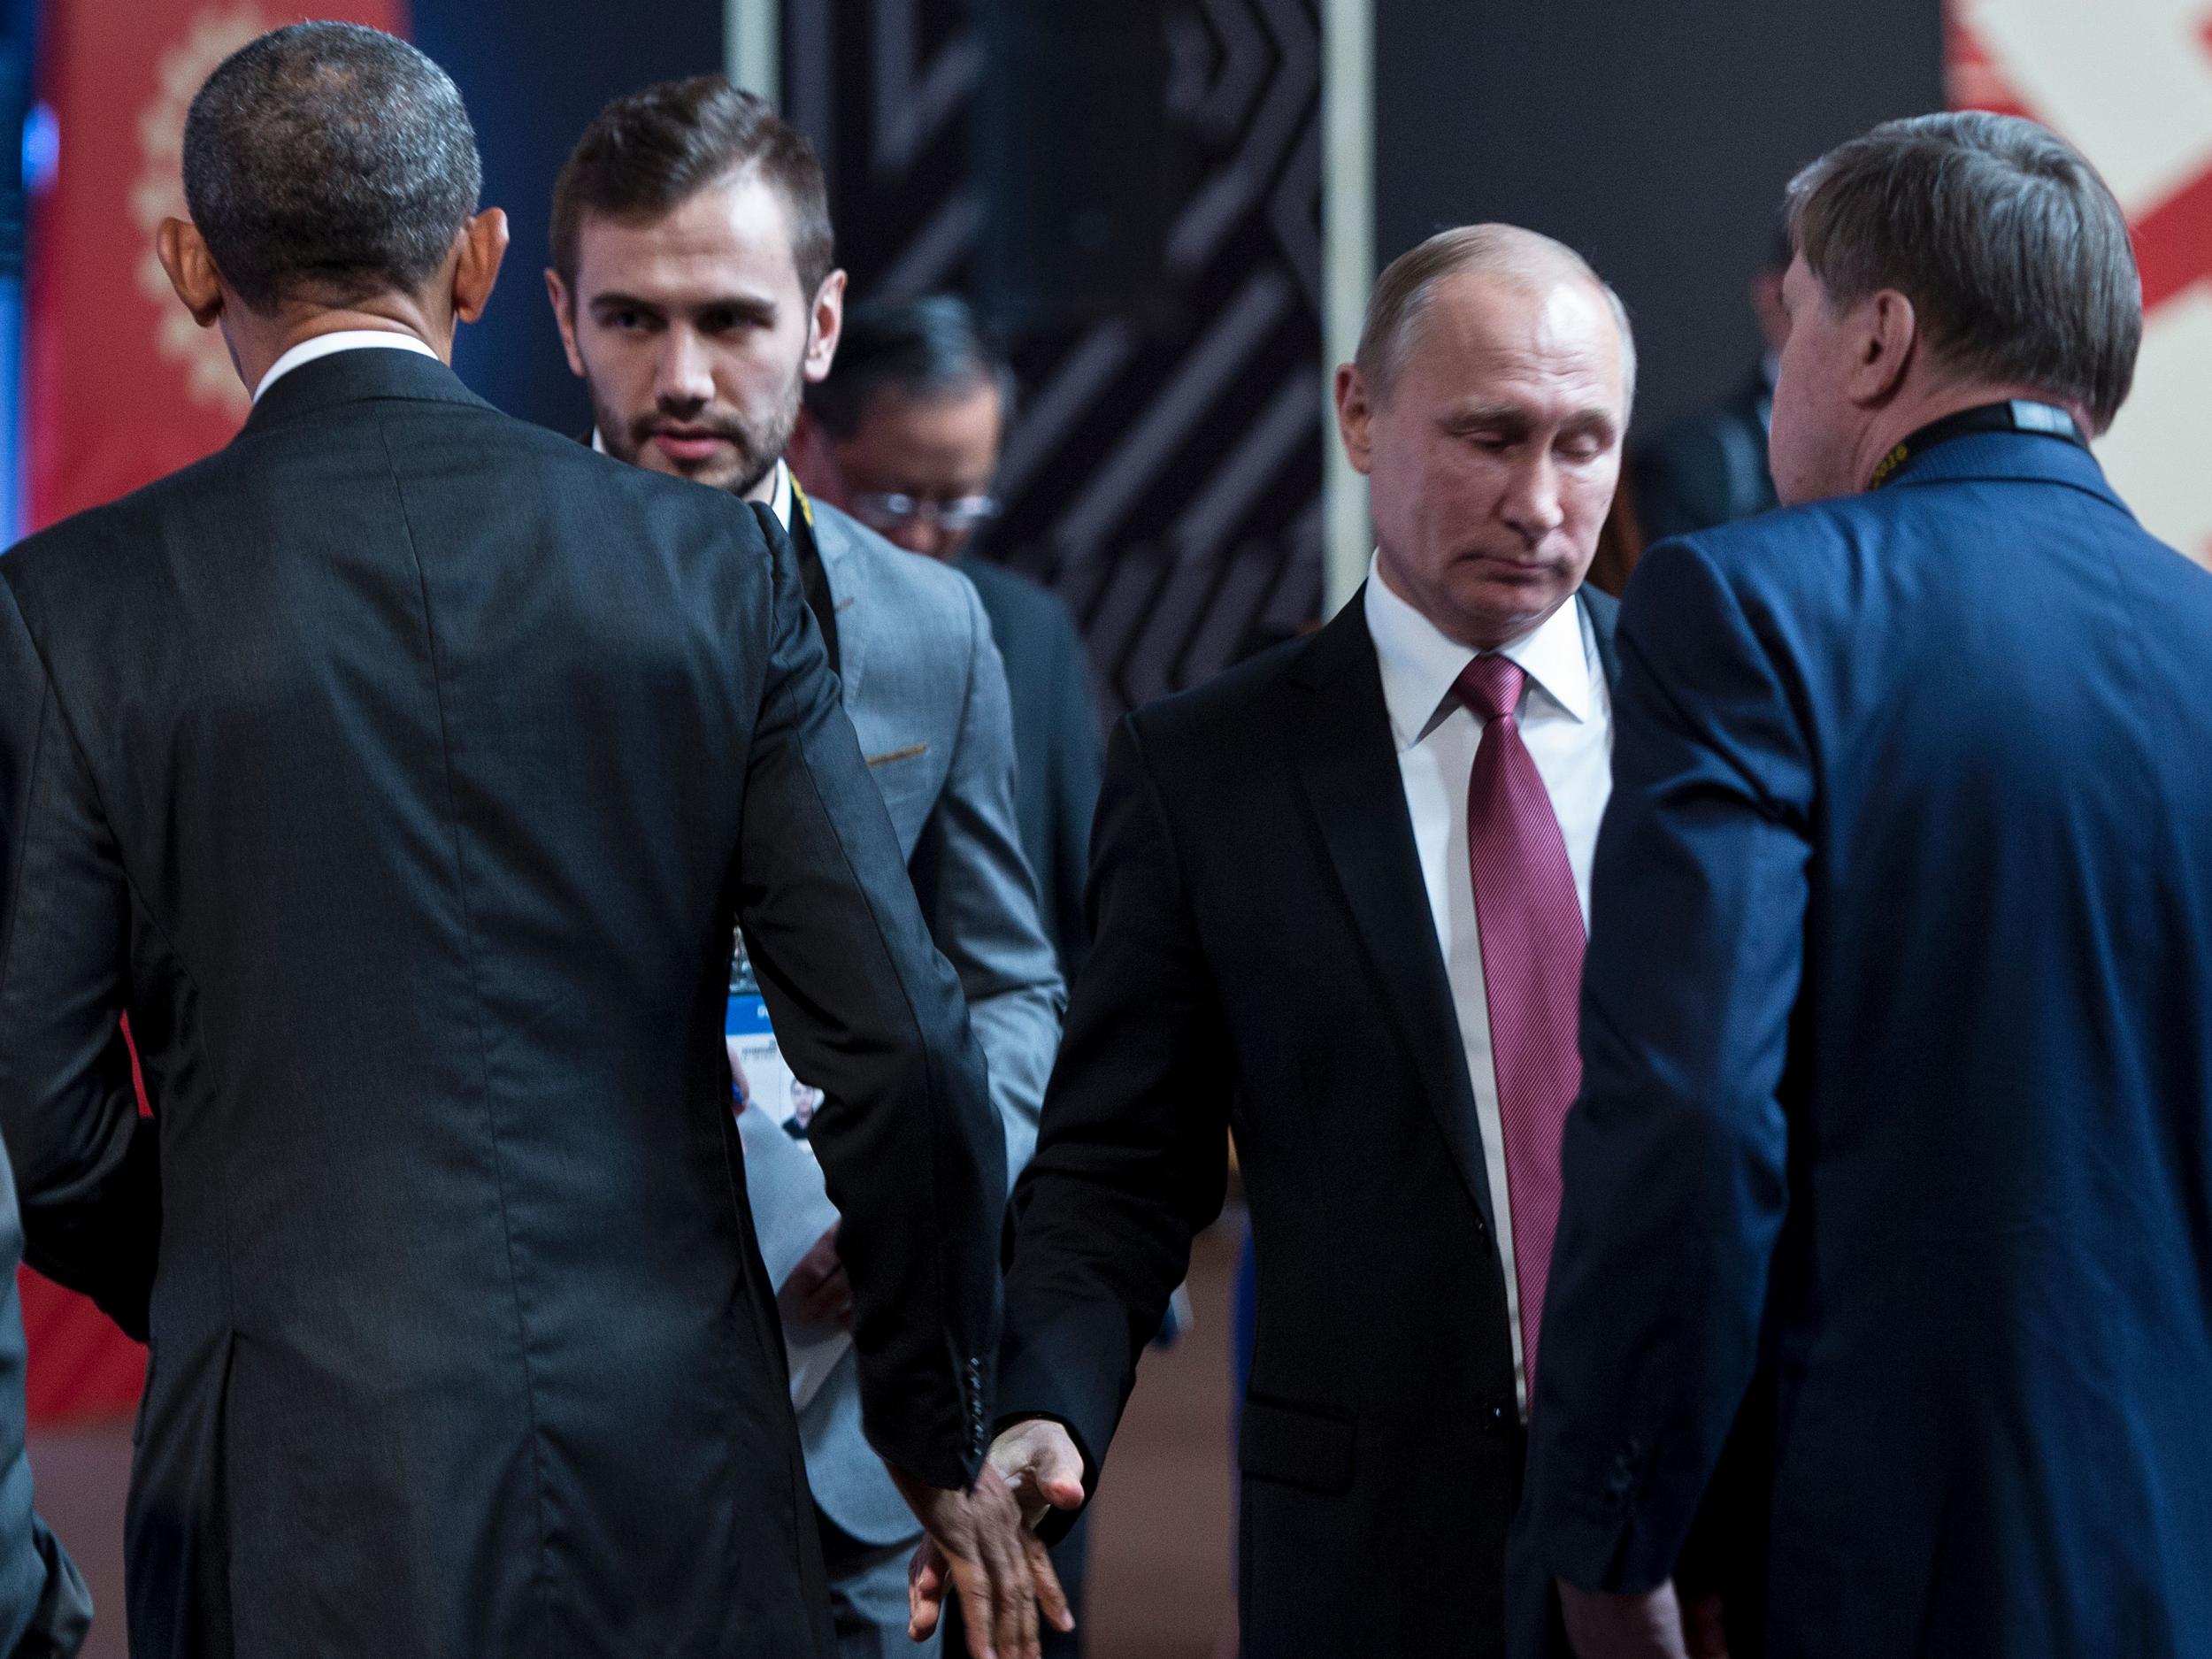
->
[587,355,806,499]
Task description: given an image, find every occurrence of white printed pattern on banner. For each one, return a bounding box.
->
[1955,0,2212,567]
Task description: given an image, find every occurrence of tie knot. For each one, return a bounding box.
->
[1455,655,1525,724]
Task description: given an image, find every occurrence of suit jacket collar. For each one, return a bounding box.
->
[238,345,490,438]
[1883,426,2129,516]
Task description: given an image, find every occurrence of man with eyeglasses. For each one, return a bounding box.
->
[796,296,1103,980]
[546,81,1066,1657]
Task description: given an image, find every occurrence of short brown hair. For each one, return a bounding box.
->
[1786,111,2140,435]
[549,75,834,301]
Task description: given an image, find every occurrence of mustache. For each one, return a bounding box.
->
[629,411,751,448]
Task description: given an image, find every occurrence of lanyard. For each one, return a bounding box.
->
[1868,399,2086,490]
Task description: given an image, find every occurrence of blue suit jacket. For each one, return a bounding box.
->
[1514,432,2212,1659]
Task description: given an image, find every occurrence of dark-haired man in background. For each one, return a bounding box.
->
[546,81,1064,1658]
[1627,234,1791,542]
[796,296,1102,979]
[0,25,1049,1656]
[1516,111,2212,1659]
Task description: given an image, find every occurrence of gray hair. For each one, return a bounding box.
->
[1785,111,2139,435]
[182,22,481,314]
[1355,224,1638,413]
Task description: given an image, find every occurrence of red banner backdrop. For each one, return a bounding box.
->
[21,0,406,1425]
[1950,0,2212,568]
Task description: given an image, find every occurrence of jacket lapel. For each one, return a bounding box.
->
[1288,594,1496,1234]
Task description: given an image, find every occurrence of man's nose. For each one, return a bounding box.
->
[653,329,715,411]
[899,521,949,558]
[1500,452,1564,546]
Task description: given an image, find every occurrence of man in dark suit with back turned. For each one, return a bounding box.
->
[911,225,1633,1657]
[0,25,1058,1658]
[1516,112,2212,1659]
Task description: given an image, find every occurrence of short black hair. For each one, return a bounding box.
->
[181,22,480,314]
[1787,111,2140,434]
[807,295,1016,440]
[550,76,834,303]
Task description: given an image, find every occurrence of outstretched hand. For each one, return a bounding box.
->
[1558,1578,1729,1659]
[903,1419,1087,1656]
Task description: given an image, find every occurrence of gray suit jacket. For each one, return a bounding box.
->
[742,496,1064,1546]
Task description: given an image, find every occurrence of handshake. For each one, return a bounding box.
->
[888,1419,1089,1659]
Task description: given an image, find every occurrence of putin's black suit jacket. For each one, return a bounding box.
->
[0,346,1005,1658]
[997,585,1617,1658]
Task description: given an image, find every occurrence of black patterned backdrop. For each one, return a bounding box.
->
[786,0,1325,723]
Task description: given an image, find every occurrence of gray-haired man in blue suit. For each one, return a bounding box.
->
[548,77,1066,1657]
[1515,111,2212,1659]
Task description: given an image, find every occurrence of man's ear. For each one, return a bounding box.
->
[1334,362,1377,478]
[451,207,511,326]
[545,266,587,379]
[803,269,848,384]
[156,219,225,328]
[1847,288,1917,409]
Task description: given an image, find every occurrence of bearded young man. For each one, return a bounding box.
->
[547,79,1067,1659]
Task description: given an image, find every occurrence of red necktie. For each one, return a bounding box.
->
[1455,655,1584,1394]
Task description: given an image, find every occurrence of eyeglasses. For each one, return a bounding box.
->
[849,492,1002,534]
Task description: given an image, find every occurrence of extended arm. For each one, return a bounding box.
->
[1518,540,1814,1606]
[995,715,1235,1520]
[727,503,1005,1494]
[0,577,157,1342]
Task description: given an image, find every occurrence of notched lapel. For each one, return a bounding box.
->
[1288,599,1498,1235]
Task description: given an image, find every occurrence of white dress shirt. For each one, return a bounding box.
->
[252,329,441,403]
[1363,555,1612,1413]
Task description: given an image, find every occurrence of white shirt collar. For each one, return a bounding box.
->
[252,330,442,404]
[585,435,792,533]
[764,459,793,530]
[1363,551,1594,751]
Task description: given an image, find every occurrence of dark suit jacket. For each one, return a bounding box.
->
[1629,370,1777,542]
[1515,432,2212,1658]
[955,555,1102,979]
[0,347,1006,1657]
[997,586,1617,1656]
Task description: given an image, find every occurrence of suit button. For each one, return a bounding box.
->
[1484,1403,1510,1437]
